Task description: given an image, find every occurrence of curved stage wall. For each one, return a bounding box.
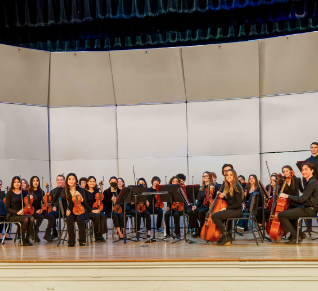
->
[0,31,318,191]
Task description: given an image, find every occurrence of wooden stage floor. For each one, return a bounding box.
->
[1,229,318,263]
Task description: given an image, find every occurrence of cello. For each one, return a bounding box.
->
[200,183,227,242]
[93,180,104,211]
[42,183,52,213]
[269,171,294,242]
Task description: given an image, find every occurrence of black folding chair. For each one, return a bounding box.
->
[296,216,318,243]
[226,194,264,246]
[0,216,23,245]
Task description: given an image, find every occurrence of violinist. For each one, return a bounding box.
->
[164,176,183,238]
[237,175,261,232]
[85,176,107,242]
[238,175,246,189]
[103,177,125,239]
[6,176,35,246]
[176,173,186,185]
[79,177,87,189]
[188,171,213,238]
[211,169,244,246]
[282,166,303,209]
[62,173,93,247]
[278,162,318,244]
[22,179,29,193]
[29,176,56,242]
[148,176,164,232]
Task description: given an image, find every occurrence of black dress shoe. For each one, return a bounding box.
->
[25,237,33,246]
[285,238,297,244]
[68,244,75,247]
[300,232,307,240]
[80,243,86,246]
[217,232,231,246]
[99,237,106,242]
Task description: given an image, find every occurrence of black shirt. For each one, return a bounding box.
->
[61,187,92,215]
[85,189,99,209]
[297,155,318,183]
[283,176,303,197]
[51,187,64,209]
[31,189,45,211]
[6,190,27,214]
[245,186,262,208]
[103,187,120,213]
[224,182,244,210]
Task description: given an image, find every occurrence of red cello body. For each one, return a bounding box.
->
[155,194,164,209]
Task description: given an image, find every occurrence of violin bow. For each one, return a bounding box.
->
[133,166,136,185]
[20,175,23,210]
[192,176,195,206]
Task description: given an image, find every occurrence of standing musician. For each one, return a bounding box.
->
[61,173,93,247]
[148,176,164,232]
[103,177,125,239]
[6,176,35,246]
[29,176,56,242]
[237,174,261,232]
[211,169,244,246]
[85,176,107,242]
[278,162,318,244]
[164,176,183,238]
[188,171,214,238]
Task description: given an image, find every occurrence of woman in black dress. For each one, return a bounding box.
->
[6,176,34,246]
[85,176,107,242]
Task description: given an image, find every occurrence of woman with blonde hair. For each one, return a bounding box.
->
[211,169,244,246]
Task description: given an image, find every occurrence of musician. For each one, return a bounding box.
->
[29,176,56,242]
[6,176,35,246]
[282,165,303,209]
[49,174,65,239]
[79,177,87,189]
[237,174,261,232]
[118,178,125,190]
[148,176,164,232]
[85,176,107,242]
[21,179,29,192]
[278,162,318,244]
[103,177,125,239]
[176,174,186,185]
[212,173,222,190]
[212,169,244,246]
[61,173,92,247]
[222,164,234,176]
[0,181,12,241]
[188,171,214,238]
[238,175,246,189]
[164,176,182,238]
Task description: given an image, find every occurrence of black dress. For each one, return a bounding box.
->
[283,176,303,208]
[103,187,125,229]
[6,190,33,223]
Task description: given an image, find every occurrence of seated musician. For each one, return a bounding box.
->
[164,176,183,238]
[103,177,125,239]
[148,176,164,232]
[238,175,246,189]
[61,173,94,247]
[85,176,107,242]
[176,173,186,185]
[79,177,87,189]
[211,169,244,246]
[278,162,318,244]
[237,174,261,232]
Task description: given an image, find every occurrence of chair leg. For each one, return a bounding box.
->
[296,218,301,243]
[248,219,258,246]
[254,218,264,243]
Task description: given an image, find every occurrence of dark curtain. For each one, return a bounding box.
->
[0,0,317,51]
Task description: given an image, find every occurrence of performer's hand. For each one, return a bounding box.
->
[36,209,42,214]
[53,206,57,212]
[92,210,100,214]
[218,192,225,198]
[17,209,24,215]
[166,207,170,211]
[111,196,116,202]
[146,201,150,207]
[219,208,226,211]
[242,204,246,210]
[280,193,289,199]
[192,206,197,211]
[66,209,71,216]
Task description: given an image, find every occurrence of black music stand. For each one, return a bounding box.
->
[259,182,272,242]
[113,187,131,244]
[185,185,200,206]
[141,190,169,243]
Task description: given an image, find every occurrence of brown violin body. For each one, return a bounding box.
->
[269,196,289,241]
[172,202,183,211]
[136,202,146,213]
[113,205,122,214]
[200,195,228,242]
[155,195,164,209]
[23,193,35,215]
[42,192,52,213]
[72,192,85,215]
[93,189,104,211]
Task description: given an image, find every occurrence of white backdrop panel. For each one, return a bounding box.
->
[0,44,50,105]
[50,52,115,106]
[188,99,260,156]
[50,107,117,161]
[0,103,49,160]
[260,32,318,95]
[260,93,318,153]
[110,48,186,104]
[117,103,187,159]
[182,41,259,101]
[188,154,260,185]
[260,151,311,186]
[50,159,118,185]
[118,157,188,186]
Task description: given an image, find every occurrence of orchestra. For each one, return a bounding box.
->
[1,142,318,248]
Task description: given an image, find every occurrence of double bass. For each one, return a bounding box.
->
[42,183,52,213]
[93,180,104,211]
[200,183,227,242]
[269,172,294,242]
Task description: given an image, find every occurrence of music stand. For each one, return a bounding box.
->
[141,190,169,243]
[185,185,200,205]
[259,182,272,242]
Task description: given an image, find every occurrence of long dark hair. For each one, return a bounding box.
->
[118,178,125,188]
[85,176,98,191]
[169,176,179,184]
[247,174,259,191]
[65,173,80,196]
[29,176,42,194]
[137,178,147,187]
[282,165,295,190]
[10,176,21,191]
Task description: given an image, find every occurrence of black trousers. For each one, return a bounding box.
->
[127,209,141,231]
[106,211,125,229]
[212,209,243,234]
[278,207,316,238]
[33,211,55,232]
[141,210,151,230]
[164,210,182,235]
[154,208,163,229]
[65,212,89,245]
[188,205,208,229]
[87,212,107,235]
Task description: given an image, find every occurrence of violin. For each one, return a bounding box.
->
[203,185,214,208]
[269,172,294,242]
[93,180,104,211]
[171,184,186,211]
[23,190,35,215]
[72,191,85,215]
[136,202,146,212]
[200,183,227,242]
[42,183,52,213]
[154,194,164,209]
[112,191,122,214]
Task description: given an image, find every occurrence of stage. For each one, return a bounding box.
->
[1,230,318,290]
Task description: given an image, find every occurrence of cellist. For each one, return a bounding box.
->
[211,169,244,246]
[278,162,318,244]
